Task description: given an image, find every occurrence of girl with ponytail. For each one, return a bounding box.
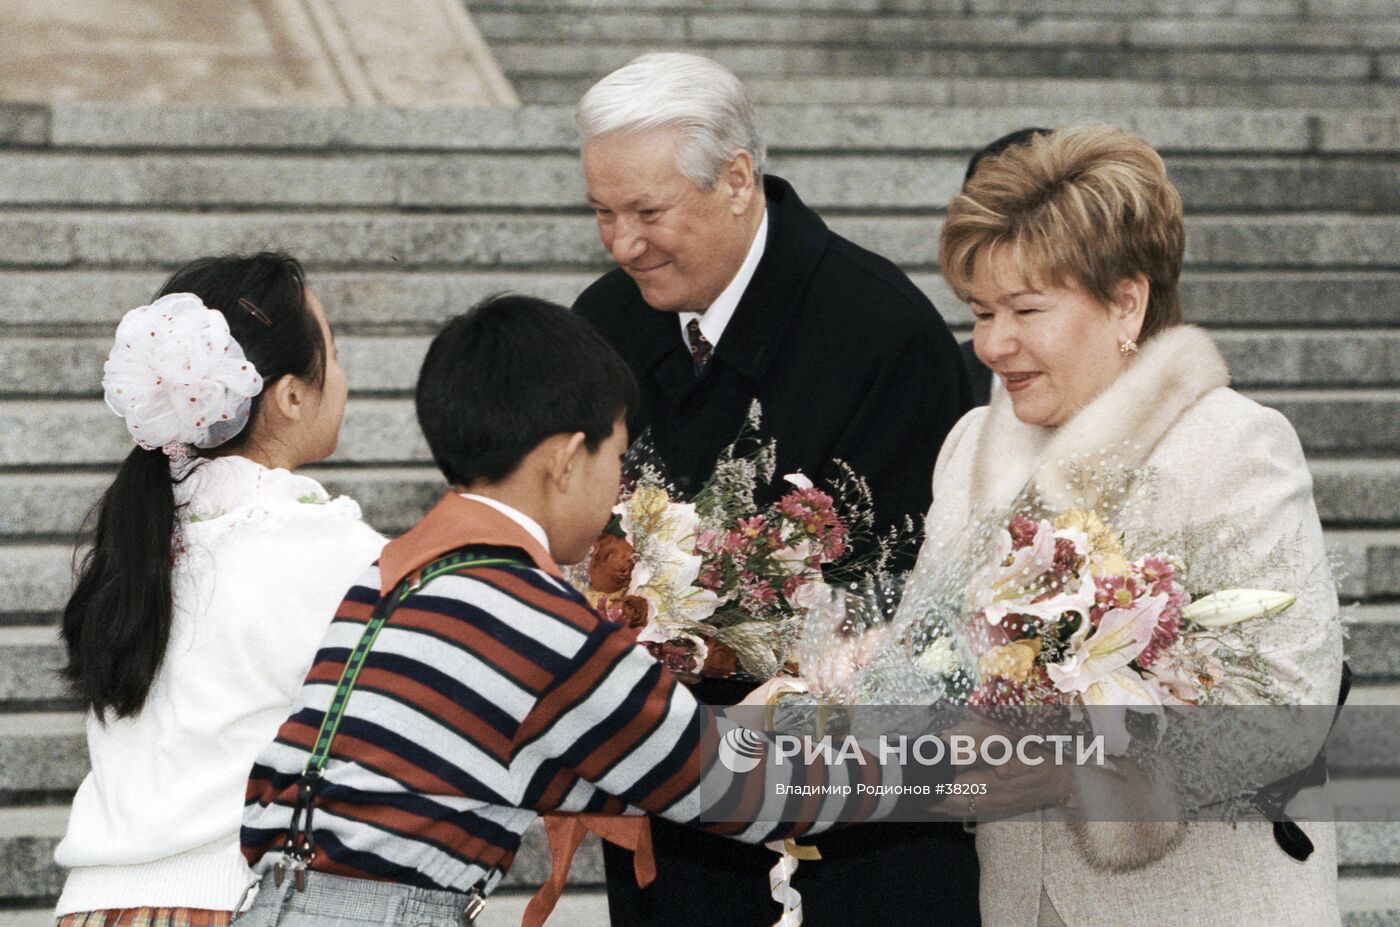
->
[54,253,385,926]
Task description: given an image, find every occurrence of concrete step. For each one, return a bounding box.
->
[472,0,1383,18]
[2,605,1393,715]
[3,211,1400,271]
[490,41,1376,83]
[0,891,610,927]
[0,803,1392,906]
[1347,606,1400,683]
[9,102,1400,156]
[1,449,1398,546]
[3,270,1397,334]
[1332,530,1400,602]
[1253,391,1400,455]
[515,74,1400,108]
[3,526,1398,621]
[0,389,1396,473]
[0,805,603,904]
[5,152,1400,213]
[0,711,82,796]
[5,329,1397,400]
[472,9,1400,50]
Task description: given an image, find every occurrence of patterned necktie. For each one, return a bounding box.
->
[686,318,713,375]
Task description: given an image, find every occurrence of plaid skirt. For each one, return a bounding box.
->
[58,909,232,927]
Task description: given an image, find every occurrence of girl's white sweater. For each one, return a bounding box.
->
[54,456,385,915]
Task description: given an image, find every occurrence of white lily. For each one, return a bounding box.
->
[980,521,1091,626]
[1183,588,1295,629]
[1047,592,1166,696]
[787,579,835,611]
[772,538,815,576]
[1081,669,1166,755]
[784,473,814,490]
[629,543,721,632]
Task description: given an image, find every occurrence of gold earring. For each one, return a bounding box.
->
[1119,339,1138,357]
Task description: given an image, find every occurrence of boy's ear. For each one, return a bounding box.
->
[547,431,589,489]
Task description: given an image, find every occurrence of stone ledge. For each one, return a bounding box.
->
[3,528,1400,617]
[0,390,1396,471]
[5,151,1400,213]
[3,212,1400,271]
[493,40,1373,82]
[0,814,1393,903]
[475,10,1400,50]
[520,74,1400,109]
[4,270,1399,332]
[0,102,1392,154]
[6,329,1398,399]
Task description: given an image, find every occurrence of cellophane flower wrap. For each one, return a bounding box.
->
[571,404,910,680]
[797,459,1326,734]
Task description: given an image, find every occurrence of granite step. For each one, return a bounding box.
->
[3,211,1400,271]
[0,711,82,796]
[10,102,1400,155]
[1,527,1397,627]
[4,329,1397,399]
[1,708,1395,795]
[3,270,1397,334]
[0,805,1392,908]
[1,389,1395,472]
[515,74,1400,108]
[0,891,609,927]
[471,9,1400,50]
[490,41,1375,83]
[470,0,1380,19]
[1,451,1398,549]
[2,604,1395,715]
[4,152,1400,214]
[2,602,1388,750]
[0,805,602,904]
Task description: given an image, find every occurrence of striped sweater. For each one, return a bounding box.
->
[241,495,918,895]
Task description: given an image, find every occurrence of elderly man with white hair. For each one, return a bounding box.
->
[572,53,979,926]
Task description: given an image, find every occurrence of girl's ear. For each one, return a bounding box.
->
[264,374,305,424]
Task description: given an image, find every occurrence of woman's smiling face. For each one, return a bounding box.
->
[969,247,1147,428]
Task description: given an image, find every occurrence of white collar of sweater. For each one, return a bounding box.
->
[175,454,331,524]
[969,325,1231,512]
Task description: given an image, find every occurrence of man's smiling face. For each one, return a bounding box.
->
[583,127,753,314]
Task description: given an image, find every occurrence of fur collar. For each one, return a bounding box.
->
[970,325,1231,512]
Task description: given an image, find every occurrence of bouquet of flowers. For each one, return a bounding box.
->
[944,508,1297,710]
[573,405,906,680]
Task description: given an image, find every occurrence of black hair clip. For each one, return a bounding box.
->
[238,297,273,326]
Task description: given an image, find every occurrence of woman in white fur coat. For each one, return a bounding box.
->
[924,124,1344,926]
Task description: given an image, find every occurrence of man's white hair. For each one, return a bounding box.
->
[575,52,766,190]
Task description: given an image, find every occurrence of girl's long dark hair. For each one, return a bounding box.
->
[62,252,326,719]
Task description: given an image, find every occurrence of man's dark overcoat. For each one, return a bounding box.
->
[575,174,980,926]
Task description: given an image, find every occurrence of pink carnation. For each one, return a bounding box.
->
[1008,514,1039,550]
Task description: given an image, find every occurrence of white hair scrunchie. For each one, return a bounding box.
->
[102,292,264,455]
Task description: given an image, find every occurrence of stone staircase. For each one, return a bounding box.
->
[3,0,1400,923]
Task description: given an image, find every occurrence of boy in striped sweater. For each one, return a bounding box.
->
[237,296,963,927]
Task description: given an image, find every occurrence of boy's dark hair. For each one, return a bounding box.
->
[416,294,639,486]
[963,126,1052,184]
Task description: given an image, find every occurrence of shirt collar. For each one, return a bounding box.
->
[376,492,562,595]
[677,208,769,350]
[459,493,551,552]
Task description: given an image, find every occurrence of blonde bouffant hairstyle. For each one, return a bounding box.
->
[940,123,1186,342]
